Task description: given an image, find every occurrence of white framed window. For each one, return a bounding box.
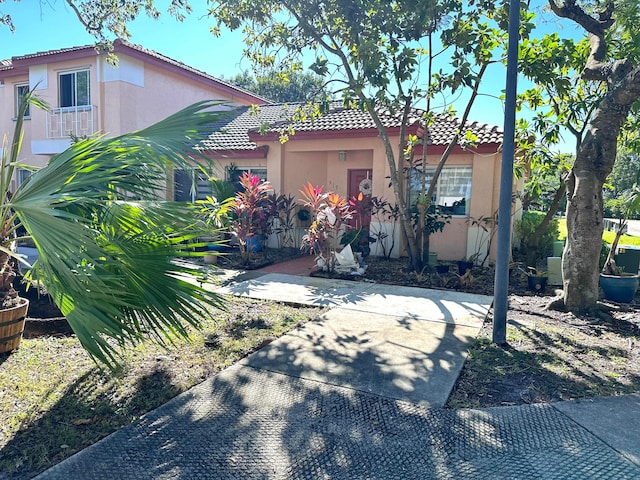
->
[227,166,267,192]
[15,84,30,118]
[59,70,90,109]
[174,169,215,202]
[409,166,472,216]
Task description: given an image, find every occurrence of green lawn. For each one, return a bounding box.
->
[557,218,640,245]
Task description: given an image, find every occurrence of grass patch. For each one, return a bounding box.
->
[557,218,567,240]
[557,218,640,245]
[602,230,640,246]
[0,296,324,479]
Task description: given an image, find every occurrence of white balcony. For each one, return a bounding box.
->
[47,105,97,139]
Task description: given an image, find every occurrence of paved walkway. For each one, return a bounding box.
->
[34,267,640,479]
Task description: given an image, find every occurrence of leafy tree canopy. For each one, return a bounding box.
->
[226,69,329,103]
[605,150,640,202]
[207,0,529,271]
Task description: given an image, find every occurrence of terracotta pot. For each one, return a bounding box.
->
[0,298,29,353]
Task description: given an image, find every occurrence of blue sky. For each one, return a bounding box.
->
[0,1,252,78]
[1,0,584,148]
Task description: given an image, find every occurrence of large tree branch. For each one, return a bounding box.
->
[64,0,108,34]
[548,0,613,36]
[548,0,616,82]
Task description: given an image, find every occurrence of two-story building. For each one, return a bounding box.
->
[0,39,265,192]
[1,41,517,264]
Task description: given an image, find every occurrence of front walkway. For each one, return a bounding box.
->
[34,266,640,479]
[217,273,491,406]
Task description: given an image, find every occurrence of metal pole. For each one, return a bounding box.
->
[493,0,520,344]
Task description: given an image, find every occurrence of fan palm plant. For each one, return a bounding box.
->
[1,91,229,368]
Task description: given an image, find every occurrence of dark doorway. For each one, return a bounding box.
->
[347,169,373,229]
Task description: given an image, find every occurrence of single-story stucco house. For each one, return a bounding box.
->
[184,101,513,263]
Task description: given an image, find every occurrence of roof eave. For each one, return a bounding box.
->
[413,142,502,156]
[247,124,420,143]
[201,145,269,160]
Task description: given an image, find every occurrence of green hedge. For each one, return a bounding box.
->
[514,211,560,267]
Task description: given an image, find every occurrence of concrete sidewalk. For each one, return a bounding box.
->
[34,272,640,479]
[217,273,491,407]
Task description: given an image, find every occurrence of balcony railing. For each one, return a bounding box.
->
[46,105,97,139]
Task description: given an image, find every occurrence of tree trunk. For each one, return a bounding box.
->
[562,170,605,311]
[562,98,630,311]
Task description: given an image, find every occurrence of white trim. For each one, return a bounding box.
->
[29,64,48,90]
[53,64,92,73]
[99,56,144,86]
[32,139,72,155]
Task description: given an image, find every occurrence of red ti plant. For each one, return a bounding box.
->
[230,172,274,264]
[349,192,373,230]
[299,182,355,272]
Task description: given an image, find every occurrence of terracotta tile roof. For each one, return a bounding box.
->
[200,101,503,153]
[7,45,94,62]
[425,116,503,146]
[200,104,294,151]
[0,59,12,71]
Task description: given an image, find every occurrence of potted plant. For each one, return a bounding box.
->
[435,264,450,274]
[0,92,228,367]
[460,212,498,272]
[229,172,274,265]
[600,175,640,302]
[525,267,549,293]
[340,227,375,259]
[457,259,475,276]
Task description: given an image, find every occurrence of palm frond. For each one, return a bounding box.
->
[9,101,231,368]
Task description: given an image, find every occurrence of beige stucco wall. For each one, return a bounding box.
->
[101,58,256,136]
[251,134,505,262]
[0,72,36,191]
[193,130,510,262]
[1,49,262,173]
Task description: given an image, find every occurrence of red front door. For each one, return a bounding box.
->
[348,169,373,229]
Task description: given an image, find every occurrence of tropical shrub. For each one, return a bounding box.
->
[299,183,354,272]
[369,196,400,258]
[271,193,298,248]
[514,211,559,267]
[2,93,229,367]
[229,172,275,264]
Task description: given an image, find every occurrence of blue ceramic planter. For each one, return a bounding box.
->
[245,234,263,252]
[600,273,639,303]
